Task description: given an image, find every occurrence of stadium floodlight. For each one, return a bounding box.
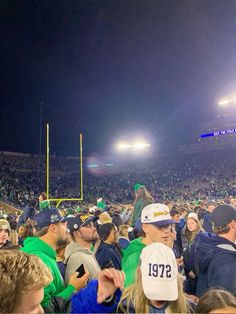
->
[218,99,236,107]
[117,142,132,149]
[117,141,151,151]
[132,143,151,149]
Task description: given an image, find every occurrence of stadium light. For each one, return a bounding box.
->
[218,97,236,107]
[218,99,233,107]
[117,141,151,151]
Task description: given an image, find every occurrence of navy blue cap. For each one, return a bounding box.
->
[67,213,99,234]
[34,208,66,230]
[212,204,236,227]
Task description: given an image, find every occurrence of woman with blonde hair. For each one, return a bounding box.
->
[183,212,204,295]
[118,243,192,313]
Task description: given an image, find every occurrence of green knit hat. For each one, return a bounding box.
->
[134,183,145,192]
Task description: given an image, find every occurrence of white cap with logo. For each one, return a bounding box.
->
[141,203,175,227]
[140,242,178,301]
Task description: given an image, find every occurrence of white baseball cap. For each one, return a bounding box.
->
[187,212,199,220]
[140,242,178,301]
[141,203,175,227]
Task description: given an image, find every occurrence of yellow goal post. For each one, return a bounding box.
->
[45,123,83,208]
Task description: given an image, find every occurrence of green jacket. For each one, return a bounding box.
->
[39,200,50,210]
[21,237,75,307]
[122,237,146,287]
[131,198,150,226]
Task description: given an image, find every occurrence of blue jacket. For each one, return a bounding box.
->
[71,279,122,313]
[95,241,122,270]
[195,233,236,297]
[18,205,36,225]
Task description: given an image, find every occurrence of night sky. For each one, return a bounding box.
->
[1,0,236,157]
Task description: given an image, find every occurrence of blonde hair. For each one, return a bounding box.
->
[9,230,18,246]
[119,224,130,238]
[186,216,204,243]
[99,212,112,224]
[135,187,154,204]
[0,250,52,313]
[118,270,190,314]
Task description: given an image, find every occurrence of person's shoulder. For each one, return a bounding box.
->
[124,237,145,252]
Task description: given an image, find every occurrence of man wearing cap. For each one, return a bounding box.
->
[0,219,12,249]
[21,208,87,312]
[122,203,174,287]
[196,204,236,297]
[201,200,217,233]
[131,183,154,227]
[65,213,101,283]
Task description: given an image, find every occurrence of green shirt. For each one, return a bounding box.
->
[21,237,75,307]
[39,200,50,210]
[122,237,146,287]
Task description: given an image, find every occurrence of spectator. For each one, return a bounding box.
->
[18,198,37,226]
[0,219,13,249]
[7,217,19,246]
[65,213,101,283]
[18,223,34,246]
[118,224,130,250]
[21,208,87,312]
[170,209,181,223]
[112,209,123,228]
[97,212,112,226]
[39,192,50,210]
[196,205,236,297]
[131,183,154,226]
[71,268,125,313]
[201,200,217,233]
[0,250,52,313]
[122,203,174,287]
[196,289,236,313]
[0,246,123,314]
[118,243,191,313]
[179,207,188,230]
[170,209,183,254]
[95,223,122,270]
[183,213,204,294]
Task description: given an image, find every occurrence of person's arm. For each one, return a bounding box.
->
[43,272,89,312]
[71,269,124,313]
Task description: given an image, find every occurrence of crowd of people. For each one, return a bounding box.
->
[1,150,236,211]
[0,178,236,313]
